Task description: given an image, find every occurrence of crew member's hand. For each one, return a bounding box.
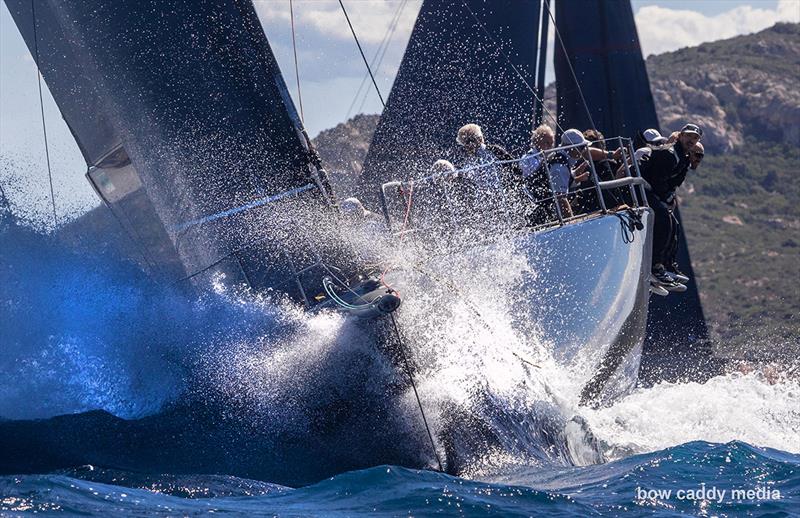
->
[668,196,678,210]
[612,148,623,160]
[573,171,590,183]
[572,162,589,183]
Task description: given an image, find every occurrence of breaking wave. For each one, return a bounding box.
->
[1,217,798,490]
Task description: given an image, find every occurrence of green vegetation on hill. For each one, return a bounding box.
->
[648,23,800,354]
[679,141,799,355]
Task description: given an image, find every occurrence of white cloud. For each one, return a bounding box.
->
[254,0,420,44]
[635,0,800,57]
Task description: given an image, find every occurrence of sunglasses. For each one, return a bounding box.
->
[693,153,704,159]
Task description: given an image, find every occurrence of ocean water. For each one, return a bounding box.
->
[1,222,799,516]
[2,441,798,516]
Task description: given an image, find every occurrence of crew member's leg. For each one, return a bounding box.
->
[664,211,679,264]
[665,211,689,282]
[646,191,671,271]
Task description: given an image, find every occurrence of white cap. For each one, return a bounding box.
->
[561,128,588,147]
[643,128,667,145]
[634,147,652,162]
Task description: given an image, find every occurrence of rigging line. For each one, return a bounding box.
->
[338,0,386,108]
[30,0,58,228]
[354,0,406,115]
[289,0,305,124]
[389,312,444,472]
[459,0,564,136]
[345,0,406,119]
[542,0,597,131]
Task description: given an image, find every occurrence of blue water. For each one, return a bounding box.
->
[1,442,798,516]
[2,222,799,516]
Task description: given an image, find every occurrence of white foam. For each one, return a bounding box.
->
[583,372,800,457]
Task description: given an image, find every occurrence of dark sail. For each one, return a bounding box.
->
[554,0,709,361]
[553,0,658,137]
[5,0,334,292]
[357,0,542,205]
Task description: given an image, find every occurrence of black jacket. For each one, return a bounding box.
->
[640,141,691,199]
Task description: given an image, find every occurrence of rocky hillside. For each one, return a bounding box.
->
[648,22,800,153]
[313,114,380,197]
[314,114,380,195]
[312,23,800,354]
[646,24,800,354]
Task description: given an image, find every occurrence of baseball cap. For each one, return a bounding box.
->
[680,123,703,137]
[643,128,668,145]
[634,147,652,162]
[561,128,588,147]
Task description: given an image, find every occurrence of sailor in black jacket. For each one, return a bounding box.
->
[639,124,702,285]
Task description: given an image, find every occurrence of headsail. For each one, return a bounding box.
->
[554,0,709,354]
[554,0,658,136]
[357,0,542,205]
[5,0,335,294]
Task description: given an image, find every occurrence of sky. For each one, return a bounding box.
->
[1,0,798,226]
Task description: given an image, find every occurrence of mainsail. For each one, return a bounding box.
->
[5,0,334,294]
[554,0,709,354]
[357,0,543,205]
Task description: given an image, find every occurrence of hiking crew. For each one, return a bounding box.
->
[362,121,707,299]
[639,123,703,289]
[661,141,706,284]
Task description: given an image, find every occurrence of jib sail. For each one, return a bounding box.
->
[357,0,543,205]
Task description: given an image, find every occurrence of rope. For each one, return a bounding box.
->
[289,0,305,124]
[322,276,377,311]
[389,312,444,472]
[346,0,407,119]
[542,0,597,131]
[30,0,58,228]
[338,0,386,108]
[460,0,564,135]
[354,0,406,115]
[613,209,642,244]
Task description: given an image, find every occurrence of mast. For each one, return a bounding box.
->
[534,1,550,127]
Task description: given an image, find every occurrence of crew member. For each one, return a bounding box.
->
[544,129,592,218]
[663,142,705,283]
[639,123,702,286]
[454,124,521,225]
